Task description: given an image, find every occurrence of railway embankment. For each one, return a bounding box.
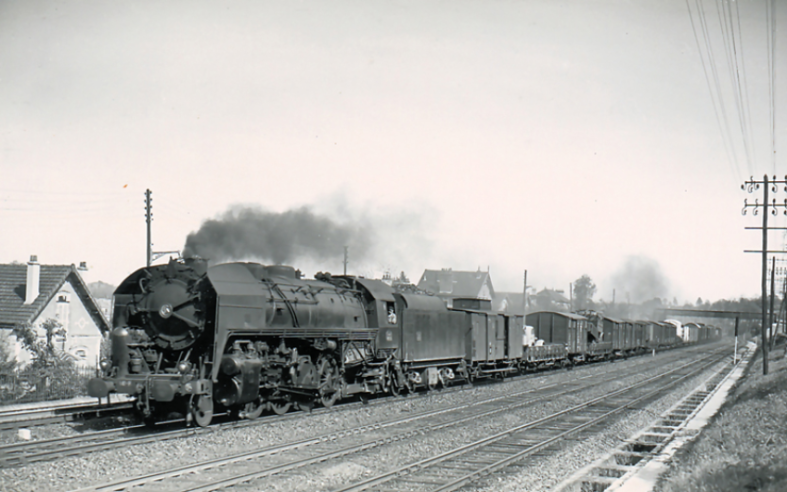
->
[655,341,787,492]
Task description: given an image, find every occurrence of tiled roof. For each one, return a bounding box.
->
[534,288,570,304]
[0,264,109,332]
[417,269,495,299]
[493,292,526,314]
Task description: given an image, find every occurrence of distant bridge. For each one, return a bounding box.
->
[654,308,760,321]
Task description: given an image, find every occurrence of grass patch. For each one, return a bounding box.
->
[656,343,787,492]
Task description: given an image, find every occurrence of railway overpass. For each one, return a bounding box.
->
[654,308,760,321]
[654,308,761,339]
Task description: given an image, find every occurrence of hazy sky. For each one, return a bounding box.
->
[1,0,785,303]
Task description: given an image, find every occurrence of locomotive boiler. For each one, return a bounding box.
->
[88,258,392,426]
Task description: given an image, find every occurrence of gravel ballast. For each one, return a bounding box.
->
[0,345,725,492]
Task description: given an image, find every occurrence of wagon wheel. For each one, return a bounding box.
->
[269,400,291,415]
[388,371,401,396]
[317,356,340,408]
[241,399,264,420]
[402,375,414,394]
[190,394,213,427]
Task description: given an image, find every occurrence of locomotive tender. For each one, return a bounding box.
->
[88,258,524,426]
[88,258,720,426]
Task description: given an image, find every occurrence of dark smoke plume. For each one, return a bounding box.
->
[183,206,373,265]
[609,256,670,304]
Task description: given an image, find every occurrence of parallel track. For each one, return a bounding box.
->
[1,345,704,468]
[66,345,730,492]
[0,400,133,431]
[334,350,731,492]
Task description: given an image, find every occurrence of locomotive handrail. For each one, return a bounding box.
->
[264,281,300,327]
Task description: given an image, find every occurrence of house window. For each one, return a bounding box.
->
[57,293,70,303]
[75,349,87,359]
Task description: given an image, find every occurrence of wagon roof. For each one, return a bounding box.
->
[527,310,587,321]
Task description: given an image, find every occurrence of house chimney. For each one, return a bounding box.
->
[25,255,40,305]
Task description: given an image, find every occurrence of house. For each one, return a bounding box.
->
[493,292,528,315]
[531,288,571,312]
[0,256,110,368]
[416,268,494,308]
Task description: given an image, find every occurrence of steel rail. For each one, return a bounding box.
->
[69,346,728,492]
[4,345,699,468]
[66,367,620,492]
[0,400,134,431]
[333,350,730,492]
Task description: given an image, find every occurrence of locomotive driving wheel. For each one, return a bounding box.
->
[190,394,213,427]
[317,355,340,408]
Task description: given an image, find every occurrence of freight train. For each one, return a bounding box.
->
[87,259,720,426]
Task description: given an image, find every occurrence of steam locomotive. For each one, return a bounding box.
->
[88,258,714,426]
[89,258,526,425]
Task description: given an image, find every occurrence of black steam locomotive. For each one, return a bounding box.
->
[88,258,525,426]
[89,258,720,426]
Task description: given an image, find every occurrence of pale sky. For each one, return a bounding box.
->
[1,0,785,303]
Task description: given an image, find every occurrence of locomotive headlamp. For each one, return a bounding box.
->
[100,359,110,370]
[177,361,191,373]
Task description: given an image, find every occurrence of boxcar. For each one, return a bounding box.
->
[645,321,662,348]
[397,292,466,365]
[621,320,634,352]
[632,320,647,350]
[450,298,523,379]
[525,311,588,360]
[683,322,700,342]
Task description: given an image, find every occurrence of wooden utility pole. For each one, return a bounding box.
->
[343,246,348,275]
[733,317,739,364]
[569,282,573,311]
[145,189,153,267]
[742,174,787,375]
[523,270,528,316]
[769,256,776,349]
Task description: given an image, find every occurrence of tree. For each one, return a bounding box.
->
[12,319,81,399]
[573,275,597,310]
[0,331,16,374]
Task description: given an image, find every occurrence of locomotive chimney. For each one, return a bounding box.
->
[24,255,40,305]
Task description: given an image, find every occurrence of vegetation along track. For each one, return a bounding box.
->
[65,345,730,492]
[0,345,703,468]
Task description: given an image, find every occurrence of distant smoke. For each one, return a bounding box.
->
[182,206,373,265]
[609,256,670,303]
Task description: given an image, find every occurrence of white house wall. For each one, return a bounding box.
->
[12,279,103,368]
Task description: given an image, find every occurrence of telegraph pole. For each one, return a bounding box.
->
[145,189,153,267]
[523,270,528,316]
[742,174,787,375]
[733,317,739,364]
[769,257,776,349]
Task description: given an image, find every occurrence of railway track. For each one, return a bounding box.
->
[0,399,134,432]
[334,350,731,492]
[0,345,704,468]
[65,346,730,492]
